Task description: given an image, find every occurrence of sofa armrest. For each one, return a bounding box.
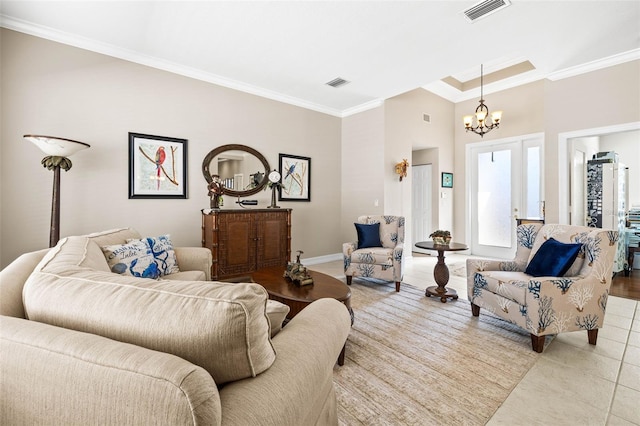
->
[466,257,525,301]
[342,242,357,257]
[174,246,213,280]
[1,316,221,425]
[0,249,49,318]
[219,298,351,425]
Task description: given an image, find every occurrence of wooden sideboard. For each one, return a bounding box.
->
[202,209,292,280]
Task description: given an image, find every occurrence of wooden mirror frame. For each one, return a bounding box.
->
[202,144,270,197]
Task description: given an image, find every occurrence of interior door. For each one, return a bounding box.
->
[412,164,432,254]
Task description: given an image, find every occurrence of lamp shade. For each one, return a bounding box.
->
[24,134,90,157]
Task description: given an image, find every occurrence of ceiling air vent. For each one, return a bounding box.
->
[423,113,431,123]
[326,77,350,88]
[463,0,511,22]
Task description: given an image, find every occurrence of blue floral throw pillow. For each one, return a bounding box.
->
[355,222,382,249]
[525,238,582,277]
[101,240,160,279]
[128,235,180,277]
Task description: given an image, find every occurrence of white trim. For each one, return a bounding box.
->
[0,15,345,117]
[465,133,544,254]
[340,99,385,117]
[424,49,640,103]
[547,49,640,81]
[302,252,342,265]
[557,121,640,224]
[4,15,638,116]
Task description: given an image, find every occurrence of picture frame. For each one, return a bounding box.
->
[441,172,453,188]
[279,153,311,201]
[128,132,188,199]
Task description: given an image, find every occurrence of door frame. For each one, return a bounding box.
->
[465,132,544,258]
[558,121,640,224]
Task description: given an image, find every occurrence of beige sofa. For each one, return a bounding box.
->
[0,228,351,425]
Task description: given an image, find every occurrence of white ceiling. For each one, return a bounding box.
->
[1,1,639,117]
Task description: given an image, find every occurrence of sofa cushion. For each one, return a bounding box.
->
[350,247,393,266]
[474,271,529,305]
[525,238,582,277]
[85,228,142,247]
[265,300,290,338]
[163,270,206,282]
[355,222,382,249]
[101,240,161,279]
[128,235,180,276]
[24,236,276,385]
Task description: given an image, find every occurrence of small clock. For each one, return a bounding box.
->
[269,170,281,183]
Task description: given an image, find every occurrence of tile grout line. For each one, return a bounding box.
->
[605,299,638,424]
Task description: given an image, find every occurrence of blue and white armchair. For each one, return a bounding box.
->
[343,215,404,292]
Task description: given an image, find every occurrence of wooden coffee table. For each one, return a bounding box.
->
[251,265,353,365]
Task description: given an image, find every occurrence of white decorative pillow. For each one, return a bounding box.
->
[101,240,160,279]
[128,235,180,277]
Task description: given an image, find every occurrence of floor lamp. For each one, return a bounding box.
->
[24,135,90,247]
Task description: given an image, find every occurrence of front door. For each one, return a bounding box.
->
[469,136,543,258]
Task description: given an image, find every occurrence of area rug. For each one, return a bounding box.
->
[334,279,540,425]
[449,261,467,279]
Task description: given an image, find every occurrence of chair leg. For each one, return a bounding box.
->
[471,303,480,316]
[588,329,598,345]
[530,334,545,353]
[395,281,401,292]
[346,275,352,285]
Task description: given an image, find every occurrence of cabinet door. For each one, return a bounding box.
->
[256,211,289,269]
[218,212,256,277]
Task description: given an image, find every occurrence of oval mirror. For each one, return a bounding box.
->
[202,144,270,197]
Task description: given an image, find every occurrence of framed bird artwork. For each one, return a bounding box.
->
[278,153,311,202]
[128,132,188,199]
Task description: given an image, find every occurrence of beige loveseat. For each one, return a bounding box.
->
[0,228,351,425]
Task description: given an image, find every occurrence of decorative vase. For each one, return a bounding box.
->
[433,236,451,245]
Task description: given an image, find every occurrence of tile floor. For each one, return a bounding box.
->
[309,253,640,426]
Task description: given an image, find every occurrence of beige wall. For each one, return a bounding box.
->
[451,61,639,242]
[2,28,639,267]
[0,29,342,267]
[340,105,385,243]
[340,88,454,251]
[386,88,455,250]
[453,80,545,240]
[544,61,640,223]
[600,130,640,206]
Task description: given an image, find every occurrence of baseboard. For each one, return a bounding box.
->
[302,252,342,265]
[303,251,417,265]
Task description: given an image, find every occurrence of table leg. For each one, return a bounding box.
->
[338,344,345,366]
[425,249,458,303]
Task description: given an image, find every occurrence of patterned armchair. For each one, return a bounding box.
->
[343,215,404,292]
[467,223,618,352]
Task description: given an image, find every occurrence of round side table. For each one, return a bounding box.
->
[414,241,468,303]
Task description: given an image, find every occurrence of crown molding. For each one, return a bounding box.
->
[0,15,345,117]
[424,49,640,103]
[547,48,640,81]
[340,99,385,117]
[3,15,638,115]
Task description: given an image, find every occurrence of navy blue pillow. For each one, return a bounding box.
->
[525,238,582,277]
[355,223,382,249]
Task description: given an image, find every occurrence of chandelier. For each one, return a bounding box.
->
[463,64,502,137]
